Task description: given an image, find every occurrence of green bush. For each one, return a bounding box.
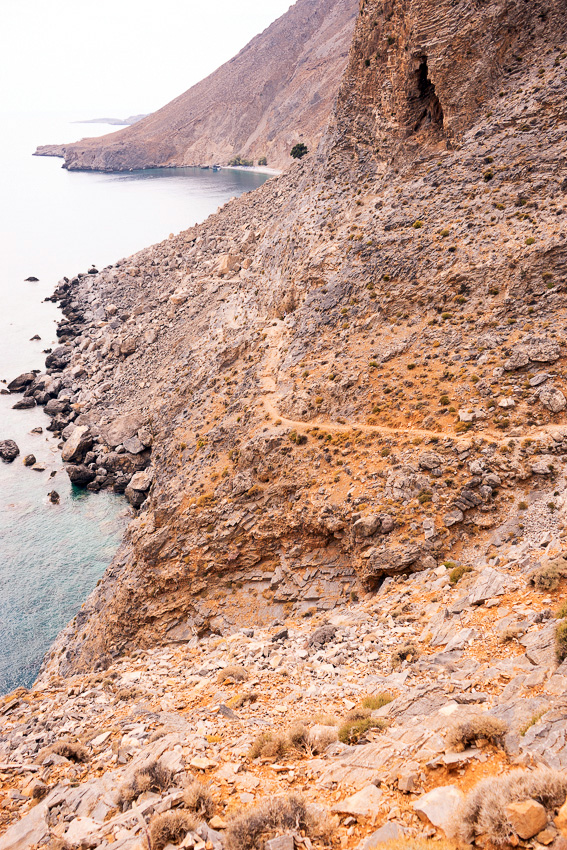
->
[257,156,268,166]
[228,155,253,167]
[449,564,473,585]
[290,143,308,160]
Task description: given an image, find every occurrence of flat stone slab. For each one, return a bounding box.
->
[412,785,463,833]
[333,784,383,818]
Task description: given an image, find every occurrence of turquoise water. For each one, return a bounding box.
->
[0,112,270,694]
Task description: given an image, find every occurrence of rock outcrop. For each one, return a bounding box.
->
[34,0,358,172]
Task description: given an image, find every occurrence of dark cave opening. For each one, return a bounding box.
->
[413,56,444,132]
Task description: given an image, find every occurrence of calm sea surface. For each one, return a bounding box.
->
[0,112,270,694]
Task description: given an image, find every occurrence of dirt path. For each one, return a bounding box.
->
[256,320,567,446]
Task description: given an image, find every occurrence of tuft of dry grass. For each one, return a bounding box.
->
[217,664,249,684]
[183,780,215,819]
[226,690,258,709]
[48,740,89,763]
[226,794,322,850]
[530,560,567,591]
[556,620,567,661]
[248,731,289,761]
[361,693,393,710]
[446,715,508,749]
[391,642,420,667]
[148,810,197,850]
[454,768,567,845]
[119,761,173,807]
[338,717,387,744]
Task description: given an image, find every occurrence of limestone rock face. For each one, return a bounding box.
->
[34,0,358,172]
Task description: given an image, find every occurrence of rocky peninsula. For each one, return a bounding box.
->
[34,0,358,173]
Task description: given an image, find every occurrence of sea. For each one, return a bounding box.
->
[0,112,270,695]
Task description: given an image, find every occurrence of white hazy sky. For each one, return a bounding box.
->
[1,0,293,116]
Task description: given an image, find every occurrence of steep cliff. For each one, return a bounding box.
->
[24,0,566,679]
[34,0,358,172]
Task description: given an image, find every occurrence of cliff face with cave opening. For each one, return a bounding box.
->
[34,0,358,172]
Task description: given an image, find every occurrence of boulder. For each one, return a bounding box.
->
[216,253,241,275]
[530,455,556,475]
[412,785,463,833]
[61,425,93,463]
[333,784,383,818]
[0,440,20,462]
[120,337,138,356]
[7,372,36,392]
[12,397,35,409]
[419,451,442,470]
[526,339,560,363]
[444,509,464,527]
[506,799,548,839]
[125,468,154,507]
[66,464,96,487]
[353,514,382,537]
[44,398,69,416]
[45,345,72,370]
[504,349,530,371]
[555,799,567,835]
[265,837,294,850]
[358,822,406,848]
[539,387,567,413]
[100,412,144,447]
[122,435,145,454]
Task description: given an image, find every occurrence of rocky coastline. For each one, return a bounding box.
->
[7,269,154,507]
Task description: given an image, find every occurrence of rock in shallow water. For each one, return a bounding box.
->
[0,440,20,462]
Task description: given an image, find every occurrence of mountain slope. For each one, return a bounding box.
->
[26,0,567,675]
[35,0,358,172]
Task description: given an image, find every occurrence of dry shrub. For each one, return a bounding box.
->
[556,620,567,661]
[530,559,567,591]
[226,793,317,850]
[287,722,310,754]
[226,690,258,709]
[183,780,215,818]
[249,731,288,761]
[338,717,387,744]
[391,642,420,667]
[446,715,508,749]
[49,741,89,763]
[217,664,249,684]
[114,686,145,703]
[119,761,173,807]
[455,768,567,845]
[148,810,197,850]
[345,707,371,722]
[362,693,393,710]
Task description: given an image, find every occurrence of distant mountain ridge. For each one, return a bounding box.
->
[35,0,358,172]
